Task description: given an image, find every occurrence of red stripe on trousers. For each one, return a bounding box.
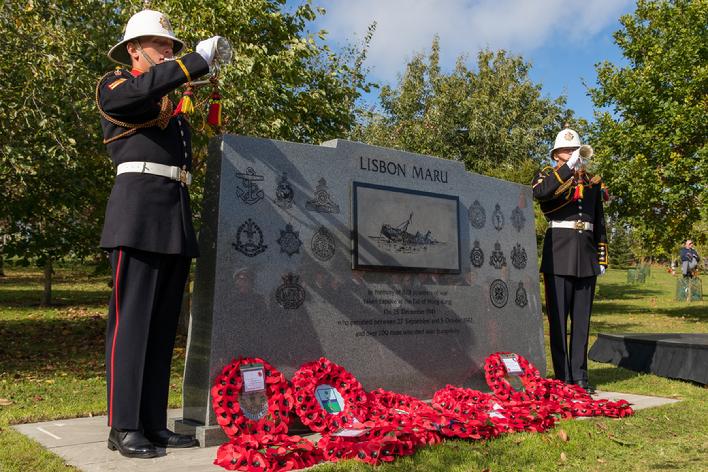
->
[109,249,123,426]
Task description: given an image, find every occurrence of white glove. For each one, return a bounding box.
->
[196,36,221,67]
[600,266,606,275]
[567,148,581,170]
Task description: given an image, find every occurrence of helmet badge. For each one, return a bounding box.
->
[159,15,172,32]
[564,131,574,141]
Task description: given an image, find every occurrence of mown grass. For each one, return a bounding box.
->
[0,265,706,471]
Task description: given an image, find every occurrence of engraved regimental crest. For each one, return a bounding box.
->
[564,131,574,141]
[489,241,507,269]
[515,282,528,308]
[511,243,527,269]
[232,219,267,257]
[306,178,340,213]
[311,226,335,262]
[275,172,294,209]
[470,240,484,268]
[277,224,302,257]
[490,279,508,308]
[235,167,265,205]
[493,203,504,231]
[275,273,305,309]
[511,206,525,232]
[468,200,486,229]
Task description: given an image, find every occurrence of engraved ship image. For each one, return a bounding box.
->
[375,213,440,253]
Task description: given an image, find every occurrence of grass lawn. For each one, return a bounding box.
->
[0,264,706,471]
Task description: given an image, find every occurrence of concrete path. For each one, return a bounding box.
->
[13,392,681,472]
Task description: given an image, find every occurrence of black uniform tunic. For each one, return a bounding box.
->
[532,162,609,384]
[97,52,209,430]
[98,52,208,258]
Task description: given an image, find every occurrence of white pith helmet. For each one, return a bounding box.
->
[108,10,184,66]
[550,127,581,159]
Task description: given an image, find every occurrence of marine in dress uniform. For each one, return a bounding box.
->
[97,9,220,458]
[532,127,609,393]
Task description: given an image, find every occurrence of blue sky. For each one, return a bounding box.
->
[303,0,636,122]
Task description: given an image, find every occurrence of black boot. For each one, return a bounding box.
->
[107,428,158,458]
[575,380,596,394]
[144,429,198,448]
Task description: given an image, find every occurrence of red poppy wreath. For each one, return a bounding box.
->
[367,388,443,446]
[291,357,369,433]
[484,352,633,419]
[214,433,322,472]
[211,357,294,439]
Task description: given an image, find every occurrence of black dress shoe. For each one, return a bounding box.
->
[107,429,158,458]
[144,429,198,448]
[575,380,596,394]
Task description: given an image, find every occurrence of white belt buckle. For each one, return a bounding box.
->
[179,167,189,185]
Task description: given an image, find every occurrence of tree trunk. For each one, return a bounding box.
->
[178,271,192,336]
[0,254,5,277]
[42,258,53,306]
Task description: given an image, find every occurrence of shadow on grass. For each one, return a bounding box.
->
[589,364,643,385]
[595,281,663,300]
[590,319,643,333]
[591,300,707,324]
[0,290,110,307]
[0,316,107,381]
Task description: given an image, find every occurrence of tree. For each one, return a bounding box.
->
[1,0,371,304]
[590,0,707,257]
[0,0,117,304]
[354,38,580,186]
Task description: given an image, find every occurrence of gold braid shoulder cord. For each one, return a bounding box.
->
[95,71,174,144]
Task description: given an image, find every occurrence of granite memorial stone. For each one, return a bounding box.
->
[175,136,544,445]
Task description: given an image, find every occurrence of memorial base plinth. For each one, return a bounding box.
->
[168,418,228,448]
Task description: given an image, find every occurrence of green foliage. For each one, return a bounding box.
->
[0,0,117,268]
[607,218,637,268]
[0,0,371,291]
[590,0,708,257]
[354,37,581,186]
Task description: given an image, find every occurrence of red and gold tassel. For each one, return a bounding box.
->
[572,183,584,201]
[207,90,222,128]
[173,86,195,116]
[601,183,610,202]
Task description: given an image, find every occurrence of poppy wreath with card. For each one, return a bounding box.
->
[211,357,294,439]
[291,357,369,433]
[214,433,322,472]
[484,352,634,419]
[317,422,417,466]
[366,388,443,446]
[484,352,544,402]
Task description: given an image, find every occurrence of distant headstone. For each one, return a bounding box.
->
[175,136,544,445]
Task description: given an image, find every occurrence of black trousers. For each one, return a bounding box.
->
[105,247,190,430]
[543,274,597,383]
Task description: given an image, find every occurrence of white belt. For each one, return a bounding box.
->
[116,161,192,186]
[550,220,594,231]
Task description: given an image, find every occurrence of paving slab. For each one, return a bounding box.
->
[13,393,681,471]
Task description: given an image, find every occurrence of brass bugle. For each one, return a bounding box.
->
[579,144,593,160]
[189,37,232,87]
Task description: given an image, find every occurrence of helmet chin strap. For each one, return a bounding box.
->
[135,39,158,68]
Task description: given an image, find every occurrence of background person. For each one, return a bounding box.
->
[98,9,220,458]
[531,126,608,393]
[679,240,700,278]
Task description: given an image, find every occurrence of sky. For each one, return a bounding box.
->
[303,0,637,122]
